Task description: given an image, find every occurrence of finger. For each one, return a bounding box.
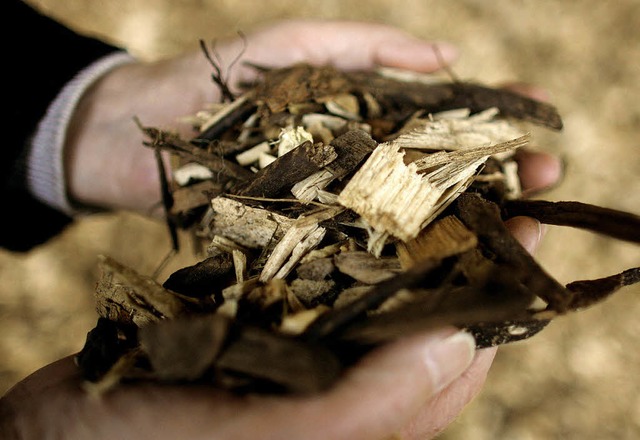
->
[504,216,543,255]
[515,149,564,193]
[229,19,458,83]
[145,329,476,440]
[500,81,552,102]
[401,347,497,439]
[306,328,476,440]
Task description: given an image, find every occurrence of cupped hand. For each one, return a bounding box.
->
[40,18,565,440]
[64,19,458,214]
[1,141,561,439]
[65,19,562,217]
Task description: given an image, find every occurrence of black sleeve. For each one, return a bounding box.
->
[2,1,123,252]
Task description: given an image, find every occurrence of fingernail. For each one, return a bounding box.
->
[423,331,476,393]
[504,216,542,255]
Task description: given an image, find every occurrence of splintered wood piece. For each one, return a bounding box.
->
[139,314,231,381]
[318,93,361,120]
[222,277,260,301]
[207,235,249,257]
[565,267,640,311]
[397,215,478,268]
[454,193,572,312]
[275,126,314,157]
[338,132,525,243]
[173,162,215,186]
[291,170,336,203]
[301,113,348,143]
[208,197,294,249]
[232,249,247,283]
[338,141,442,242]
[95,255,187,327]
[236,140,338,198]
[259,208,342,281]
[333,286,375,309]
[411,134,530,171]
[502,200,640,243]
[235,141,271,166]
[394,107,527,159]
[215,325,342,393]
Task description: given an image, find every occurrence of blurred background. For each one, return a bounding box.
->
[2,1,639,438]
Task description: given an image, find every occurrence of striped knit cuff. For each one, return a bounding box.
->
[27,51,136,216]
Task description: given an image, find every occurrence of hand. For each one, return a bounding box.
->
[63,19,459,215]
[32,18,563,439]
[0,144,561,440]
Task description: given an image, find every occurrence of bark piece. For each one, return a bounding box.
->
[162,253,234,298]
[291,130,377,202]
[565,267,640,311]
[141,126,254,182]
[339,264,536,344]
[303,256,458,342]
[465,319,551,348]
[170,180,223,217]
[296,257,335,281]
[253,63,351,114]
[139,314,230,381]
[334,251,402,284]
[236,140,338,198]
[95,255,187,327]
[502,200,640,243]
[215,326,342,393]
[454,193,571,312]
[195,93,258,144]
[350,70,563,130]
[75,317,135,382]
[290,278,336,308]
[208,197,294,249]
[397,215,478,268]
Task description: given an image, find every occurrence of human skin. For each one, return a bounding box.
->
[1,19,563,440]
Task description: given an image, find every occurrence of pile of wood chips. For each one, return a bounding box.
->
[76,62,640,395]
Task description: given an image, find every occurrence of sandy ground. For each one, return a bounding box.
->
[2,1,639,438]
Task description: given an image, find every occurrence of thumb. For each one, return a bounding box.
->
[313,328,476,440]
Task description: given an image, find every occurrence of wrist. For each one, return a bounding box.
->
[63,50,220,214]
[27,52,136,216]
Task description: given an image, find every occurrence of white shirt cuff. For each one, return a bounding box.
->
[27,51,136,216]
